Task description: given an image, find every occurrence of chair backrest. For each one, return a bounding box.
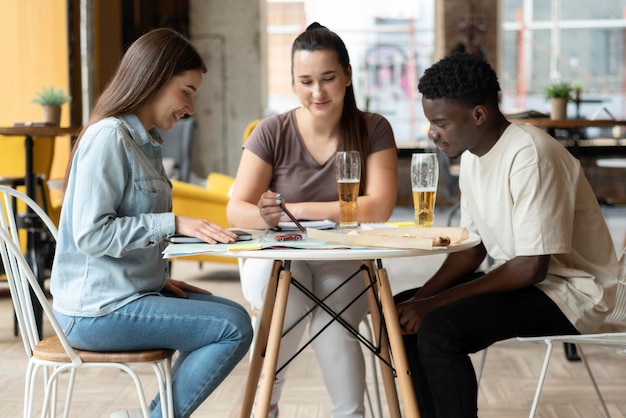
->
[0,186,81,365]
[206,172,236,198]
[158,116,196,182]
[605,246,626,325]
[242,119,260,143]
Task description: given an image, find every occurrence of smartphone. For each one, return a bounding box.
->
[168,229,252,244]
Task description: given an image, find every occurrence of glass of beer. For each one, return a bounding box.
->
[411,153,439,227]
[335,151,361,229]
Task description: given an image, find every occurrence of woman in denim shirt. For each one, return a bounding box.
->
[50,28,253,418]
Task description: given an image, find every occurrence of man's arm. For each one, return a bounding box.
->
[429,254,550,307]
[416,243,487,299]
[397,244,550,334]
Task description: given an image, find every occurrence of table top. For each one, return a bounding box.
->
[507,118,626,129]
[165,232,481,261]
[0,126,80,137]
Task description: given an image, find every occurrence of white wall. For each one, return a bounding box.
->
[190,0,266,178]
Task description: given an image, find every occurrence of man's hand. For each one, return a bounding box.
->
[162,278,212,298]
[396,296,438,335]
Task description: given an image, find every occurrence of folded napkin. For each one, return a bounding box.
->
[307,227,469,250]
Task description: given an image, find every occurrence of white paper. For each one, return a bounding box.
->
[278,219,337,230]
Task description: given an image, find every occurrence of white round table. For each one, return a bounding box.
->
[167,233,481,418]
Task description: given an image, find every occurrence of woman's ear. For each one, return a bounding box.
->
[346,64,353,87]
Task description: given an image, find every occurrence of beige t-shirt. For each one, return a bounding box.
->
[459,123,618,333]
[244,109,396,203]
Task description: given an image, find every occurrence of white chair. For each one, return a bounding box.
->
[515,246,626,418]
[0,185,174,418]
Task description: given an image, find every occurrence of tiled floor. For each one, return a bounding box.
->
[1,204,626,417]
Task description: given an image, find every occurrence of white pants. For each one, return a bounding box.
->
[241,258,369,418]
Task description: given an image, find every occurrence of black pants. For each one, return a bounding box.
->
[394,273,579,418]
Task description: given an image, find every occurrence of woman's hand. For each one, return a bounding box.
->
[174,216,238,243]
[257,190,284,229]
[163,278,212,298]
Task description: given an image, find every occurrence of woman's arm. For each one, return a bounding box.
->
[228,146,398,229]
[227,149,276,229]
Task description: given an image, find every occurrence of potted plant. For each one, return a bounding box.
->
[544,81,572,120]
[30,87,72,126]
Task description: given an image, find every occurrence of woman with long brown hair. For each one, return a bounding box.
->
[51,28,253,418]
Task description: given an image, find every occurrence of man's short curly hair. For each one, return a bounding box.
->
[418,53,501,108]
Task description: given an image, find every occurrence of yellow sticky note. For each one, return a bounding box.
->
[227,242,262,251]
[386,221,415,227]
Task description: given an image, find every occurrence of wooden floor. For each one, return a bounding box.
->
[1,205,626,418]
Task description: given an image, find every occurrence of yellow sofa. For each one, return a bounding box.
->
[170,172,237,265]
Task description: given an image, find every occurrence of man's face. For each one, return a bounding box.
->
[422,97,483,158]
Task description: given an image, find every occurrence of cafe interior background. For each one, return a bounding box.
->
[1,0,625,205]
[0,1,626,416]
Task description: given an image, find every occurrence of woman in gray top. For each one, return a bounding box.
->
[228,23,398,418]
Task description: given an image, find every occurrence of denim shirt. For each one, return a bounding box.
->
[50,114,176,317]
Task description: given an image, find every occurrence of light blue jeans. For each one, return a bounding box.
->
[54,291,253,418]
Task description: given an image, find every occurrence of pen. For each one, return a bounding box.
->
[279,202,306,233]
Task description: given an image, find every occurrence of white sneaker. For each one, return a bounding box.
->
[110,409,144,418]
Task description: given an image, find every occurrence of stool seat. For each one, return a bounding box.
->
[34,336,175,363]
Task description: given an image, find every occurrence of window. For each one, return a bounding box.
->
[267,0,626,143]
[501,0,626,122]
[266,0,435,145]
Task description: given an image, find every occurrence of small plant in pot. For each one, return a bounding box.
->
[544,81,572,120]
[30,87,72,126]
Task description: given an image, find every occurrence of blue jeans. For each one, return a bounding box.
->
[394,273,579,418]
[54,292,253,418]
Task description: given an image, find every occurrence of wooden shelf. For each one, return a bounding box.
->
[507,118,626,129]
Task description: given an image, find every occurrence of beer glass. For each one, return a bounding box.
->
[411,153,439,227]
[335,151,361,229]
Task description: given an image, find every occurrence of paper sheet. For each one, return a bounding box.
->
[162,235,355,258]
[307,226,469,250]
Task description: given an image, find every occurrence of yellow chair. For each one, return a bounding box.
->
[242,119,260,142]
[168,119,260,266]
[170,172,237,265]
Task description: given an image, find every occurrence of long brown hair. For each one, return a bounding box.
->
[291,22,370,192]
[63,28,207,191]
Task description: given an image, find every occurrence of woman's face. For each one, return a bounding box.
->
[143,69,203,132]
[292,49,351,119]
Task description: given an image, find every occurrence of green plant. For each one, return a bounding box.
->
[544,81,573,99]
[30,87,71,106]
